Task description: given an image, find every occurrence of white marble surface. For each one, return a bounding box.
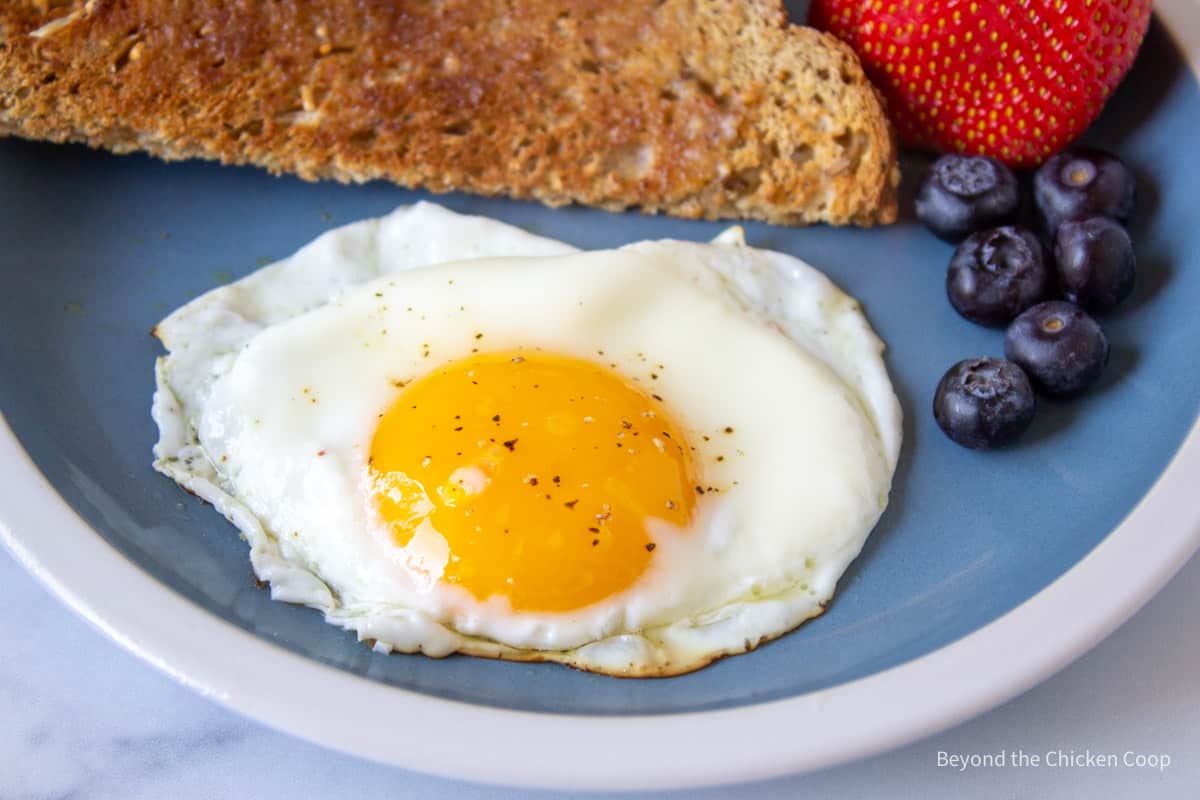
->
[1,546,1197,799]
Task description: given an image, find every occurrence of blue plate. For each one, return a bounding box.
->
[1,20,1197,721]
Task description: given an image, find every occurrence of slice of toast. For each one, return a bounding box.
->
[0,0,899,226]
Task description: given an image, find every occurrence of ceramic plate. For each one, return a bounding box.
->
[2,1,1199,790]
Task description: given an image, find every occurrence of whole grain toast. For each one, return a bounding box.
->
[0,0,898,226]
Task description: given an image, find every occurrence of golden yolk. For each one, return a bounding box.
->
[368,350,697,612]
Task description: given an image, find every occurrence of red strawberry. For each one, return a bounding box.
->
[810,0,1153,167]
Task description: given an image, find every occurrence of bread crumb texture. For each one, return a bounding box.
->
[1,0,899,226]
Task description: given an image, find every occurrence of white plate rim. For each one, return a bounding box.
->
[3,2,1200,789]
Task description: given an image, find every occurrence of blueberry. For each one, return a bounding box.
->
[1054,216,1136,312]
[933,358,1036,450]
[1034,148,1136,235]
[946,226,1050,326]
[1005,301,1110,396]
[915,154,1020,242]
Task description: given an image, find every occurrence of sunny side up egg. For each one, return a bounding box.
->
[152,202,902,676]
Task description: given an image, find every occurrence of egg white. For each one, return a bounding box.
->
[153,202,901,676]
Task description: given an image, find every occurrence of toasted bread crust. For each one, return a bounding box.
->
[0,0,898,226]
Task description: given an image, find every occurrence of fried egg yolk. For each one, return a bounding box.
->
[369,351,697,612]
